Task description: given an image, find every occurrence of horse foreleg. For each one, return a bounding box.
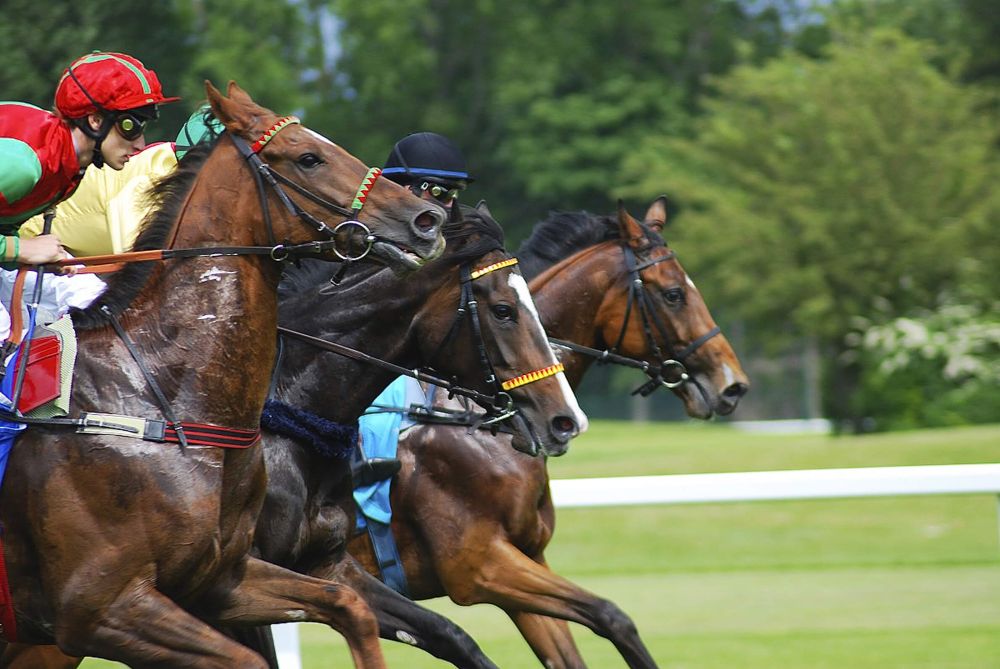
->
[198,556,385,669]
[440,542,658,669]
[0,643,81,669]
[508,612,586,669]
[323,555,500,669]
[59,581,268,668]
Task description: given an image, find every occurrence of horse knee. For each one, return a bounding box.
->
[593,599,639,640]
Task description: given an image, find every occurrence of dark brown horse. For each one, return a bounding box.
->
[0,82,447,668]
[347,202,749,668]
[245,202,586,667]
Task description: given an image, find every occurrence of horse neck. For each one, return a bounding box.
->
[275,266,444,422]
[528,242,620,388]
[117,148,284,429]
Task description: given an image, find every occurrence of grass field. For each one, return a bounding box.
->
[80,421,1000,668]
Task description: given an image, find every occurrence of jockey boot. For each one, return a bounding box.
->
[349,441,401,488]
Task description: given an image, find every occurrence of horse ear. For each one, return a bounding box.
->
[644,195,678,233]
[616,200,644,245]
[205,80,256,138]
[475,200,494,220]
[225,81,255,106]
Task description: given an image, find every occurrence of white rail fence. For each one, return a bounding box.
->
[275,462,1000,668]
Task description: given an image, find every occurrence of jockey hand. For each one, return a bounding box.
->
[17,235,77,275]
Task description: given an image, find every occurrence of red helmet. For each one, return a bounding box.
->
[54,51,180,119]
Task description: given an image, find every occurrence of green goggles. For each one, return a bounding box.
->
[414,181,462,204]
[114,112,149,141]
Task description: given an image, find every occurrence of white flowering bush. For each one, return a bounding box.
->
[850,304,1000,429]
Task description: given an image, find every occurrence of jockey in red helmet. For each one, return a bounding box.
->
[0,51,178,265]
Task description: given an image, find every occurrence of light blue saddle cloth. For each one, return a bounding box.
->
[354,376,425,528]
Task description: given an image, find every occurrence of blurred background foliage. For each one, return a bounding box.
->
[2,0,996,431]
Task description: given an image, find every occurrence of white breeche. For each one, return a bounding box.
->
[0,266,107,342]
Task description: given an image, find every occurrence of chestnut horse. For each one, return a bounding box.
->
[347,201,749,668]
[9,203,587,668]
[0,82,447,668]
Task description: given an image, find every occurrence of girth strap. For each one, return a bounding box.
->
[365,519,410,597]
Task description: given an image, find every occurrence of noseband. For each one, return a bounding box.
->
[550,242,719,397]
[230,116,383,262]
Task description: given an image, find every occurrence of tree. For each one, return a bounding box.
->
[621,27,1000,428]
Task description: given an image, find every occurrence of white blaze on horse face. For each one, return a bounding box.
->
[685,273,697,290]
[507,272,589,433]
[303,127,339,148]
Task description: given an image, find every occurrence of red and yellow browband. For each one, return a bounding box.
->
[250,115,301,153]
[471,258,518,279]
[501,363,565,391]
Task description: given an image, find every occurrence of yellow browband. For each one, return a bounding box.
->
[501,363,565,391]
[470,257,519,279]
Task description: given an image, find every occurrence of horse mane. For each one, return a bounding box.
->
[515,211,618,281]
[515,210,661,281]
[71,142,216,330]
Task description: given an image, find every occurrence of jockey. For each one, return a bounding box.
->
[19,106,223,257]
[351,132,473,487]
[381,131,473,206]
[0,51,178,264]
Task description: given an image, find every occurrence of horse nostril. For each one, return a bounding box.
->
[723,382,748,399]
[413,210,441,233]
[552,415,577,438]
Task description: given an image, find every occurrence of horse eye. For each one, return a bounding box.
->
[297,153,324,168]
[663,288,685,305]
[492,304,515,320]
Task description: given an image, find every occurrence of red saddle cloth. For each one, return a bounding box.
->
[12,334,61,414]
[0,533,15,641]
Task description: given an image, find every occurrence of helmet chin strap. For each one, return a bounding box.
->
[72,115,115,168]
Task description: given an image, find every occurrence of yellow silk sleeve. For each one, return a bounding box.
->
[20,143,179,257]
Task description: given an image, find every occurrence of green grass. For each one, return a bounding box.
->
[79,421,1000,668]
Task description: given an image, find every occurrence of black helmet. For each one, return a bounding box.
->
[383,132,474,187]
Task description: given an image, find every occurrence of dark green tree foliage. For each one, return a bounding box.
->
[305,0,768,240]
[623,27,1000,429]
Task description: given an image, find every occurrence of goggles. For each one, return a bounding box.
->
[414,180,462,204]
[113,112,149,141]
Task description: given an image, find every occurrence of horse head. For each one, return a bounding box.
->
[600,200,748,417]
[417,202,587,456]
[205,81,445,271]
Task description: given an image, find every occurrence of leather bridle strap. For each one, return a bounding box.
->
[574,243,722,396]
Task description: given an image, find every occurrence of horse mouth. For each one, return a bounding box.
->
[371,241,428,272]
[371,234,446,273]
[679,376,715,420]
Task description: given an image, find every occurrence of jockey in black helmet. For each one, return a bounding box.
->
[348,133,474,488]
[382,132,473,206]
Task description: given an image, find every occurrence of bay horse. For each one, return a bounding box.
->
[0,81,447,668]
[346,201,749,668]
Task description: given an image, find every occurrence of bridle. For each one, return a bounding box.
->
[229,115,384,262]
[430,257,564,433]
[549,240,720,397]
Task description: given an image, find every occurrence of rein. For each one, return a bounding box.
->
[0,115,385,446]
[550,243,719,397]
[274,326,514,418]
